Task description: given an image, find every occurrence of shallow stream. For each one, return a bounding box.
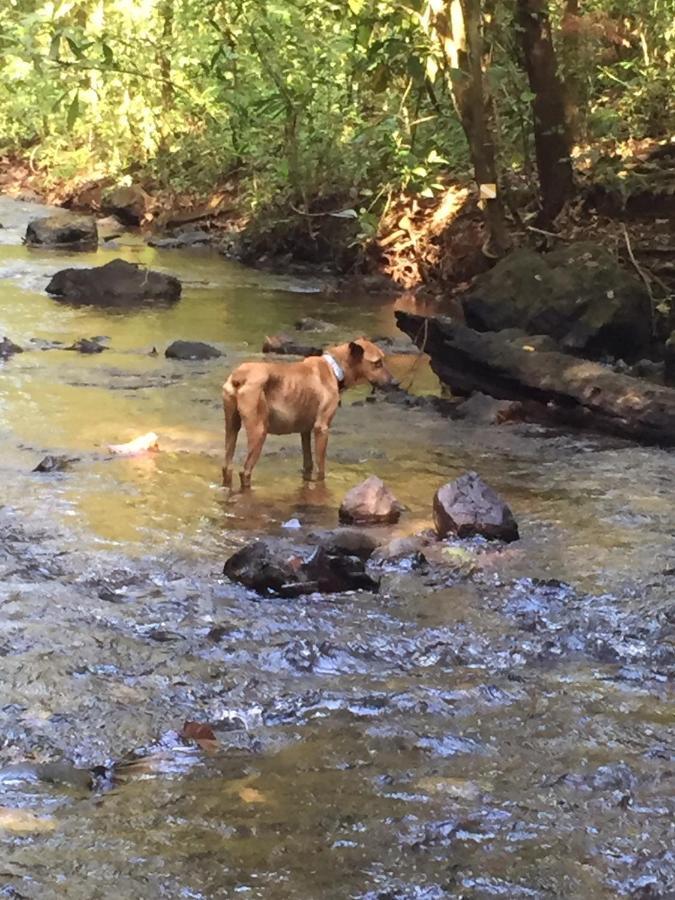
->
[0,197,673,899]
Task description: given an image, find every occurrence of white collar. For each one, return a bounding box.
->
[322,352,345,387]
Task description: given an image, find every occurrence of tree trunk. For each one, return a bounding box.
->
[560,0,584,141]
[517,0,573,224]
[158,0,174,107]
[397,311,675,444]
[434,0,511,256]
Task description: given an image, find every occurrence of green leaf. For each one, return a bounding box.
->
[67,92,79,130]
[101,43,113,66]
[407,55,425,82]
[48,32,61,60]
[66,36,85,59]
[347,0,364,14]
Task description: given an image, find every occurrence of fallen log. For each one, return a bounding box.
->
[396,311,675,444]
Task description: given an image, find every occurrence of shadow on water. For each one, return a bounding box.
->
[0,197,673,898]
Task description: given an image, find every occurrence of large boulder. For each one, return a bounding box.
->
[223,540,378,597]
[339,475,402,525]
[46,259,181,307]
[25,213,98,249]
[433,471,519,542]
[165,340,221,360]
[462,242,652,362]
[103,184,153,225]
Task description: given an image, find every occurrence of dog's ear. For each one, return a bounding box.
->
[349,341,365,361]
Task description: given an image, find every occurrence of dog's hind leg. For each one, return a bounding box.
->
[238,389,268,489]
[222,387,241,488]
[301,431,313,480]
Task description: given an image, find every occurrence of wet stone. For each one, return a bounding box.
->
[0,337,23,359]
[315,528,380,560]
[455,391,524,425]
[148,229,212,249]
[262,333,322,357]
[46,258,181,306]
[165,340,222,360]
[32,455,74,473]
[65,338,107,354]
[294,316,336,332]
[25,213,98,248]
[223,539,379,597]
[339,475,402,526]
[433,471,519,542]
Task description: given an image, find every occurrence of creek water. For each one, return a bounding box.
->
[0,196,673,899]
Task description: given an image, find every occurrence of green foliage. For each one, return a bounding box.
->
[0,0,672,219]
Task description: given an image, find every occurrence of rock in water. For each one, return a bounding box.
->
[339,475,402,525]
[65,338,106,354]
[165,340,222,360]
[46,258,181,306]
[294,317,336,333]
[462,242,652,362]
[33,455,73,473]
[25,213,98,248]
[455,392,523,425]
[223,540,378,597]
[96,215,125,241]
[433,471,518,542]
[262,334,322,357]
[0,337,23,359]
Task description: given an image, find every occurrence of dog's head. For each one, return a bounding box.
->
[344,338,395,388]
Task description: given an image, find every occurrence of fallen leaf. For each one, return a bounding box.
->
[181,721,216,742]
[0,807,56,835]
[107,431,159,455]
[180,721,220,755]
[238,787,266,804]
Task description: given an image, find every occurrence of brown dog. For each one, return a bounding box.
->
[222,338,395,488]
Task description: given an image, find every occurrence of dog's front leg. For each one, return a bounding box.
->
[313,423,329,481]
[301,431,313,480]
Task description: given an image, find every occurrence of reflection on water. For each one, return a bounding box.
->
[0,198,673,899]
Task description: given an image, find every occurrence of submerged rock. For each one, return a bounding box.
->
[46,258,181,306]
[455,392,523,425]
[433,471,519,542]
[29,338,63,351]
[65,338,107,354]
[462,242,652,362]
[165,340,222,360]
[316,528,380,560]
[295,317,336,332]
[33,454,74,473]
[148,229,212,249]
[0,337,23,359]
[223,539,378,597]
[262,333,322,357]
[25,213,97,248]
[339,475,402,525]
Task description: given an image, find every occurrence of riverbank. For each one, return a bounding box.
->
[3,146,674,308]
